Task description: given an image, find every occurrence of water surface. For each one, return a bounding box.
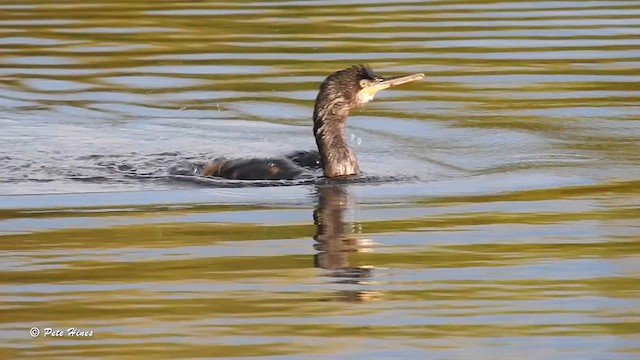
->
[1,0,639,359]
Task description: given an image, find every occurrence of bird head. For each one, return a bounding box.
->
[314,64,424,118]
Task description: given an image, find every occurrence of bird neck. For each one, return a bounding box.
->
[313,108,359,178]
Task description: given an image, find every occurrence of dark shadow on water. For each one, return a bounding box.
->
[312,184,380,302]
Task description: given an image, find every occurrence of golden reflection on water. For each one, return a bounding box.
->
[1,180,638,358]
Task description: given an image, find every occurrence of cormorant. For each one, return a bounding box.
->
[203,65,424,180]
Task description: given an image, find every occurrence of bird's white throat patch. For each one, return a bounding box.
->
[357,91,375,105]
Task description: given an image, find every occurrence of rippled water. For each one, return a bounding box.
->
[1,0,639,359]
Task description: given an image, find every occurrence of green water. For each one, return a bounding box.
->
[1,0,639,359]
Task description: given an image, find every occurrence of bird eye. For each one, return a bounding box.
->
[359,79,370,87]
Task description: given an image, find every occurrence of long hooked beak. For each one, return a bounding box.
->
[360,73,425,98]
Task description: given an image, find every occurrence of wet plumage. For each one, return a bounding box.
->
[202,65,424,180]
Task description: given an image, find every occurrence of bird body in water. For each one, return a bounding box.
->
[203,65,424,180]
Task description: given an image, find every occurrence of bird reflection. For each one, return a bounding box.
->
[312,185,380,302]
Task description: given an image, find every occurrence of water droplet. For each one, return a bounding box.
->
[357,137,362,145]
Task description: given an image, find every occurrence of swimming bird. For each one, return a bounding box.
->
[203,65,424,180]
